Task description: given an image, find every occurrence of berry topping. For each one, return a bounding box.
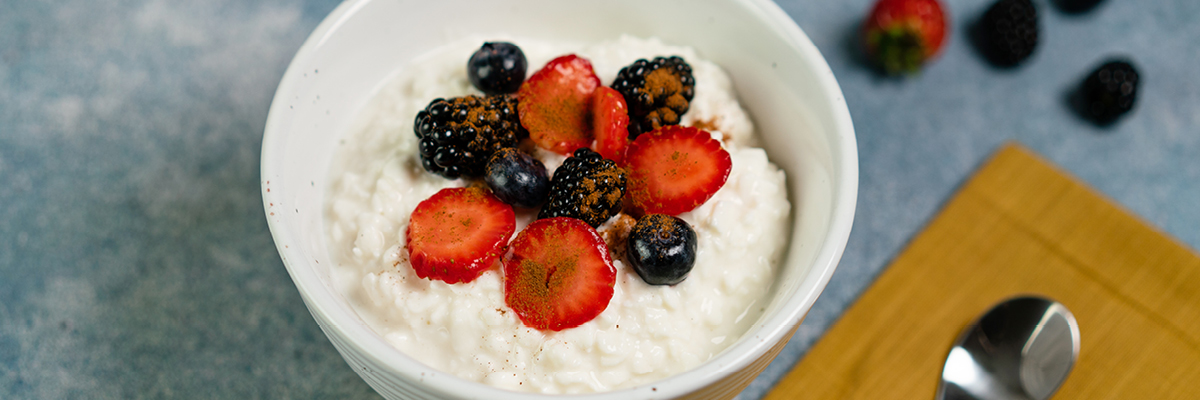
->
[503,217,616,331]
[405,187,516,284]
[484,147,550,208]
[468,42,528,95]
[1077,59,1139,125]
[413,95,526,179]
[538,148,627,228]
[861,0,948,75]
[611,56,695,138]
[975,0,1039,67]
[517,55,602,155]
[625,126,731,216]
[627,214,698,286]
[591,86,631,164]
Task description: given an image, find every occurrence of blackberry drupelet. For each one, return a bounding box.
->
[611,56,695,138]
[413,95,526,179]
[1079,59,1139,125]
[976,0,1039,67]
[538,148,626,228]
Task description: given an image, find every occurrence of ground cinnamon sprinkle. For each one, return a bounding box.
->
[632,213,678,244]
[557,162,625,225]
[445,96,517,150]
[643,68,690,129]
[691,118,721,132]
[599,213,637,260]
[645,68,682,101]
[505,218,593,327]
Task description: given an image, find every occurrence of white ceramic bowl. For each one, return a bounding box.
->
[262,0,856,398]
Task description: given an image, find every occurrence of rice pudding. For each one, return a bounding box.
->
[325,35,790,394]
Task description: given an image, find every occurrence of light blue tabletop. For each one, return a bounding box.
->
[2,0,1197,398]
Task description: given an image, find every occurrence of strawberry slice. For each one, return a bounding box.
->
[503,217,615,331]
[590,86,631,163]
[625,125,732,216]
[517,54,601,155]
[405,187,515,284]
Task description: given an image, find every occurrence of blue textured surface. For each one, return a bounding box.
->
[1,0,1196,398]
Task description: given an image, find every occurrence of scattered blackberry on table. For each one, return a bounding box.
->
[1077,59,1139,125]
[611,56,695,138]
[1053,0,1104,14]
[484,147,550,208]
[538,148,626,228]
[413,95,526,179]
[975,0,1039,67]
[627,214,697,286]
[468,42,527,95]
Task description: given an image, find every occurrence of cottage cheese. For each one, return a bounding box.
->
[325,36,790,394]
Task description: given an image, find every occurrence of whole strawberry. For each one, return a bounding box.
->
[862,0,948,75]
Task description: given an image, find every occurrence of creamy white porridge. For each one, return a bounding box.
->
[325,36,790,394]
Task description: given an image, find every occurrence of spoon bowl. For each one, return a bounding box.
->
[937,296,1080,400]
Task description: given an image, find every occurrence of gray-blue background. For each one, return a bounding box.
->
[2,0,1196,398]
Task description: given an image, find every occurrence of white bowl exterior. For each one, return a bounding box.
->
[261,0,858,398]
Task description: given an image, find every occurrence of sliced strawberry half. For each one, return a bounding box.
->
[625,125,732,216]
[405,187,515,284]
[590,86,630,164]
[503,217,615,331]
[517,54,601,155]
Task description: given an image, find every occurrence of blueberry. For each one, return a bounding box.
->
[484,147,549,208]
[468,42,527,95]
[627,214,697,286]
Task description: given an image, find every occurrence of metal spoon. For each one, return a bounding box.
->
[936,296,1080,400]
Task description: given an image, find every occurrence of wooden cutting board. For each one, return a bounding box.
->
[767,143,1200,399]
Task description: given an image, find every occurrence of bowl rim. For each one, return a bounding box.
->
[261,0,858,397]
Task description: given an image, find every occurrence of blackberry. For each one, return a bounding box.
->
[413,95,526,179]
[1077,59,1139,125]
[975,0,1039,67]
[468,42,527,95]
[538,148,626,228]
[627,214,697,286]
[1053,0,1104,14]
[611,56,695,138]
